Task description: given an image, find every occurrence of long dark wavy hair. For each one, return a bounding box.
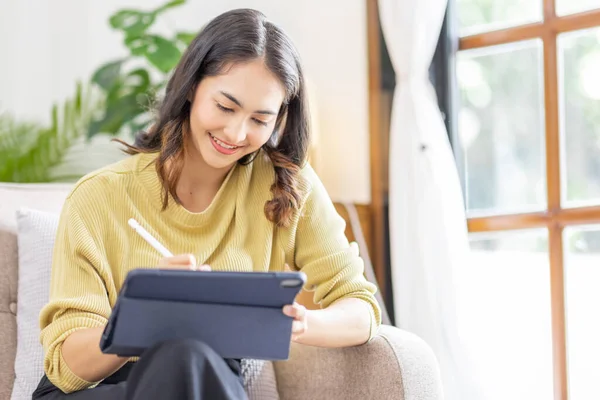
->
[117,8,311,227]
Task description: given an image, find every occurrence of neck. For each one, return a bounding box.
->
[177,145,233,193]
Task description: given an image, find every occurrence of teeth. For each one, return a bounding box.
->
[211,133,238,149]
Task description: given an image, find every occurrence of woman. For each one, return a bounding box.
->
[34,8,381,400]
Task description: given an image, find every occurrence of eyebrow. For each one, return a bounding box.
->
[219,91,278,115]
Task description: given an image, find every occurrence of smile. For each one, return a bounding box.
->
[208,132,242,155]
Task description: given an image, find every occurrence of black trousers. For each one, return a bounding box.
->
[32,339,248,400]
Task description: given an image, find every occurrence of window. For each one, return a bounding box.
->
[455,1,600,399]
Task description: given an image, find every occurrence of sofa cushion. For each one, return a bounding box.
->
[0,313,17,400]
[0,183,71,400]
[7,207,279,399]
[11,209,59,400]
[242,359,279,400]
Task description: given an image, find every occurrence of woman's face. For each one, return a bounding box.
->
[188,59,286,170]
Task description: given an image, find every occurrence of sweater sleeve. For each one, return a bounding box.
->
[293,166,382,340]
[39,196,112,393]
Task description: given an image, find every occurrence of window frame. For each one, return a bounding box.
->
[451,2,600,399]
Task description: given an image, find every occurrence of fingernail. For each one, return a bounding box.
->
[283,305,292,313]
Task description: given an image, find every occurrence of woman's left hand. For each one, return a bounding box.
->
[283,302,308,341]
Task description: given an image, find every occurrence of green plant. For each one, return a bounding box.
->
[0,82,100,182]
[0,0,191,183]
[87,0,196,139]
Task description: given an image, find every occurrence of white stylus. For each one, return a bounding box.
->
[128,218,174,258]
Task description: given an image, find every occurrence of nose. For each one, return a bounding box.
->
[223,116,246,145]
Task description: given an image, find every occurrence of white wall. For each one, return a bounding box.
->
[0,0,371,203]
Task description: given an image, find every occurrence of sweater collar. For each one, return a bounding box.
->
[134,152,240,227]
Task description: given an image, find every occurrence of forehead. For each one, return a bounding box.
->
[203,60,286,107]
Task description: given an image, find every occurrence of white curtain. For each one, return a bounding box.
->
[378,1,482,399]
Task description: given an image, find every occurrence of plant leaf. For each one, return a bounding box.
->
[125,68,151,92]
[90,67,153,136]
[146,36,182,73]
[125,35,181,73]
[92,59,125,91]
[87,93,142,137]
[109,10,155,38]
[154,0,186,15]
[124,35,151,57]
[0,82,99,182]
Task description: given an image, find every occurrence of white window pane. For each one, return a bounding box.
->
[564,226,600,399]
[558,28,600,207]
[457,0,543,37]
[556,0,600,16]
[457,41,546,216]
[455,230,554,399]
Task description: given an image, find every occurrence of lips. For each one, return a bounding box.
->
[208,132,242,155]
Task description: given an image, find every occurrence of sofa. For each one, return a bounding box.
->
[0,182,443,399]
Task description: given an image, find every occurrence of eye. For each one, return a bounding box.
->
[216,103,233,113]
[252,118,268,127]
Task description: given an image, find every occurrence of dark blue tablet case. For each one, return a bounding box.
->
[99,269,306,360]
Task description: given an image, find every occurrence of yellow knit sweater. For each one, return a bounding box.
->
[39,151,381,393]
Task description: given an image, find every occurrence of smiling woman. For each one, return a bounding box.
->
[115,10,310,228]
[189,61,285,165]
[34,7,380,400]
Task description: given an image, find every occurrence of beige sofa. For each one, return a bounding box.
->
[0,182,443,399]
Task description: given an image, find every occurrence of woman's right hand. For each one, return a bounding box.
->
[61,254,211,384]
[158,254,211,271]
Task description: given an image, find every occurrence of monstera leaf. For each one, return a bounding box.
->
[124,35,182,73]
[88,0,197,139]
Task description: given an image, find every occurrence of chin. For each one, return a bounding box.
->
[202,153,240,170]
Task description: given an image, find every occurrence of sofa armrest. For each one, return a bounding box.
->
[273,325,443,400]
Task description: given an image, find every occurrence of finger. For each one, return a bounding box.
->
[282,305,296,317]
[158,258,170,267]
[293,303,306,319]
[292,320,305,334]
[159,255,197,270]
[285,263,299,271]
[161,255,197,269]
[162,262,196,271]
[190,264,210,271]
[168,254,197,266]
[283,304,306,319]
[163,264,195,271]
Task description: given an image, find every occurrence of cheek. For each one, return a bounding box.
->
[247,127,273,148]
[190,105,224,133]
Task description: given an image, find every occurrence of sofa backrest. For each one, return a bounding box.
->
[0,183,72,400]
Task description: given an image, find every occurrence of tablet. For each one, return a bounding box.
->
[100,268,306,360]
